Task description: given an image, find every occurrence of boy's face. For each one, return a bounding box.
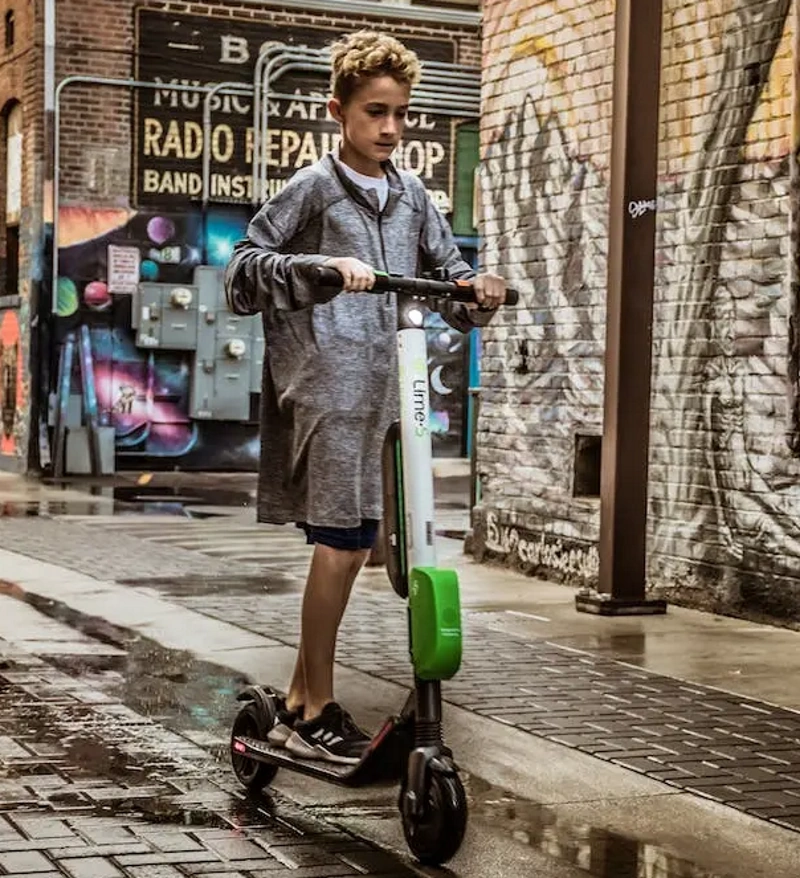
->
[329,75,410,177]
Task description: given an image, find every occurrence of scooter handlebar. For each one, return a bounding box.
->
[315,267,519,307]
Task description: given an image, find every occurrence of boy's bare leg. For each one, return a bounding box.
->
[286,544,369,719]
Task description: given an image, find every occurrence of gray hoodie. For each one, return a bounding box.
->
[224,151,493,528]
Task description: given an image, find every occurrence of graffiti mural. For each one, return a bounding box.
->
[54,202,470,470]
[54,204,260,468]
[477,0,800,617]
[0,309,23,457]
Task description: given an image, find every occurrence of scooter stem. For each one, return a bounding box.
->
[397,321,437,571]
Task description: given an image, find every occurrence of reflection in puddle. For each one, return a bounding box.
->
[0,481,256,519]
[464,773,727,878]
[47,639,247,740]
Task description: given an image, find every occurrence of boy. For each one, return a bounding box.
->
[224,30,506,765]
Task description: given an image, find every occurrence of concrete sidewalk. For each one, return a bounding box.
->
[2,472,800,877]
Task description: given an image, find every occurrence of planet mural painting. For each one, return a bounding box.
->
[56,277,79,317]
[140,259,159,281]
[147,216,176,246]
[84,281,112,311]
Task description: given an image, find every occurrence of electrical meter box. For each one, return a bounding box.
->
[190,266,264,421]
[134,283,200,350]
[132,266,264,422]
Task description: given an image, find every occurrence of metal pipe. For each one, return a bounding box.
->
[258,52,331,205]
[252,43,480,204]
[43,0,56,218]
[233,0,481,26]
[202,82,251,208]
[252,53,266,209]
[51,75,238,314]
[252,46,329,205]
[36,0,57,470]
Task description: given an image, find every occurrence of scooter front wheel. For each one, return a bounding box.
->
[231,702,279,791]
[399,770,467,865]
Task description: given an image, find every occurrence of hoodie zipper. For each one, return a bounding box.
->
[377,208,388,273]
[377,204,392,307]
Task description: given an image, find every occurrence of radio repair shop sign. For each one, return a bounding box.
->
[133,10,462,211]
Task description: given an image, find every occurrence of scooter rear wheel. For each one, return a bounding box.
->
[400,770,467,865]
[231,702,279,790]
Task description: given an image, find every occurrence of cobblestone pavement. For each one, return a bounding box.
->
[0,637,416,878]
[4,514,800,837]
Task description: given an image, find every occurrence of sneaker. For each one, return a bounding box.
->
[267,699,304,748]
[285,702,371,765]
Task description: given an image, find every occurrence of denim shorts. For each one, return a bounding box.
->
[297,519,380,551]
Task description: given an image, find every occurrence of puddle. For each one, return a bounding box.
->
[461,773,728,878]
[0,496,193,519]
[0,480,255,519]
[116,573,300,597]
[9,588,732,878]
[0,663,238,831]
[0,499,119,518]
[23,598,249,740]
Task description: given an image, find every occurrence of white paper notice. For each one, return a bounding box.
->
[107,245,141,295]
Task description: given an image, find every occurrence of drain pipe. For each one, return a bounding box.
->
[33,0,57,470]
[43,0,56,222]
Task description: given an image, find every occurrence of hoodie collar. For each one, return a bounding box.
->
[325,151,405,217]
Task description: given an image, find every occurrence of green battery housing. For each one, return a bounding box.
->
[408,567,463,680]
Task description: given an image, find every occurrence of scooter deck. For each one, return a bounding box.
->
[234,736,358,783]
[233,714,413,788]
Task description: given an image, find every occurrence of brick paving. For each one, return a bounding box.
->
[4,514,800,836]
[0,518,261,581]
[168,587,800,835]
[0,639,415,878]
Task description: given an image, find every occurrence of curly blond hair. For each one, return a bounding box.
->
[330,31,422,105]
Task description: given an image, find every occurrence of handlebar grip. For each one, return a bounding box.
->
[316,266,344,288]
[315,265,519,307]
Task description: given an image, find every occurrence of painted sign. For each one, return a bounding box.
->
[133,9,458,210]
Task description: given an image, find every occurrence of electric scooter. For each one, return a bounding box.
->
[230,268,518,866]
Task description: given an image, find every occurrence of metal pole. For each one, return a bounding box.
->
[576,0,667,616]
[790,1,800,452]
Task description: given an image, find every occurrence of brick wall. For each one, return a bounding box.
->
[0,0,41,468]
[475,0,800,622]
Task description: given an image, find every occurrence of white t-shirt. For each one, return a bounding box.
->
[339,161,389,211]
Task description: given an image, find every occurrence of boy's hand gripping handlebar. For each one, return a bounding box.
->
[315,267,519,306]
